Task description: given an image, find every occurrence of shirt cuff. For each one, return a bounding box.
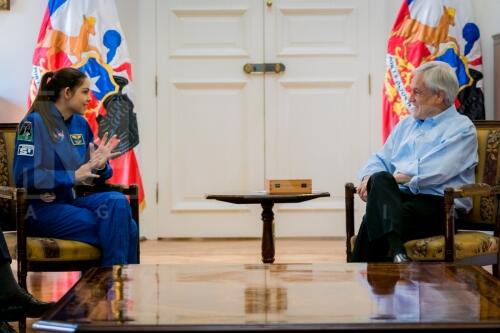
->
[407,176,420,194]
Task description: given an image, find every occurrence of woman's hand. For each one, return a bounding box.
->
[88,132,121,170]
[75,162,100,185]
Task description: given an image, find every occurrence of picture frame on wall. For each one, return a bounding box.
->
[0,0,10,11]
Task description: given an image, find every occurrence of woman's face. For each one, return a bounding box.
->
[66,77,91,115]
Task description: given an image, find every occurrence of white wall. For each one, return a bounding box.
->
[473,0,500,119]
[0,0,45,120]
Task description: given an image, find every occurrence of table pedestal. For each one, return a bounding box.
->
[261,202,275,263]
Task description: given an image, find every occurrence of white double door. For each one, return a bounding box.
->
[157,0,373,237]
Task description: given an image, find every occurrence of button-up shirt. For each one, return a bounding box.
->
[358,105,478,211]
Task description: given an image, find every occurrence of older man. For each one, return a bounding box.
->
[352,61,478,263]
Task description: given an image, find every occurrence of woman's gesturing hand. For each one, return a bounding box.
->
[75,162,100,185]
[88,132,121,170]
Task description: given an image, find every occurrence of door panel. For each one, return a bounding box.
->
[157,0,265,237]
[265,0,371,236]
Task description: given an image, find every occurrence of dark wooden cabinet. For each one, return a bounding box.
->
[495,34,500,120]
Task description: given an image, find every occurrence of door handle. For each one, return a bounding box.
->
[243,63,286,74]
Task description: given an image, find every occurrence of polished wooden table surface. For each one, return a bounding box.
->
[206,192,330,263]
[34,263,500,332]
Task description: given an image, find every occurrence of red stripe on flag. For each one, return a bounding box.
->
[36,9,51,43]
[469,56,483,66]
[108,150,145,204]
[113,62,133,81]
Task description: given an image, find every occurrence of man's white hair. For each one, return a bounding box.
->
[414,61,459,106]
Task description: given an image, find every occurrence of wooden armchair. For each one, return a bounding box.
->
[345,121,500,278]
[0,123,140,290]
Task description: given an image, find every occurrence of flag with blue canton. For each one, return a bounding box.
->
[29,0,145,207]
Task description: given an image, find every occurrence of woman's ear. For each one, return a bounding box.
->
[62,87,73,100]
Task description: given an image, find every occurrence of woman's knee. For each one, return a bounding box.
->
[130,219,139,238]
[95,192,131,216]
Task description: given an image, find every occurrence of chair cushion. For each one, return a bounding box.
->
[404,231,498,261]
[4,232,101,262]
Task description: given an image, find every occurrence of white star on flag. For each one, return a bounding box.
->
[89,75,101,94]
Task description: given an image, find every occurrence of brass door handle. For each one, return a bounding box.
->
[243,63,286,74]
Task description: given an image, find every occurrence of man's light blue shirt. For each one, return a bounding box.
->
[358,105,478,211]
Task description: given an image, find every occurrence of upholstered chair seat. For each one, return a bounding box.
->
[4,232,100,262]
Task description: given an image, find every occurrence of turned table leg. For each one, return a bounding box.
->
[261,202,275,264]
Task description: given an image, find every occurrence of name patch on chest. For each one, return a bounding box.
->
[17,144,35,157]
[70,134,85,146]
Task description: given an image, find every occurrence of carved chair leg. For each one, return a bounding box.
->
[16,256,28,290]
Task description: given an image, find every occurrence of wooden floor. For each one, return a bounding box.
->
[10,238,345,332]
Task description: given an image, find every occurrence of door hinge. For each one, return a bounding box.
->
[155,75,158,97]
[368,73,372,96]
[155,182,159,204]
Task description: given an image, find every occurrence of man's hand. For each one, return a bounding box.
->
[357,176,370,202]
[88,132,121,170]
[394,172,411,184]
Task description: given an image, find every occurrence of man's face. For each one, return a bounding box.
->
[409,73,443,120]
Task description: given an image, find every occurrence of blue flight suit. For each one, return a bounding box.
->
[13,104,138,266]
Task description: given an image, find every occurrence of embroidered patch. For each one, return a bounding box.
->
[70,134,85,146]
[17,144,35,157]
[18,121,33,142]
[55,129,65,142]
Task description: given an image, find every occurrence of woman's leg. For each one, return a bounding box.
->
[27,203,99,245]
[73,192,138,265]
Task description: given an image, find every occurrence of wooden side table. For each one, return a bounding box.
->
[206,192,330,263]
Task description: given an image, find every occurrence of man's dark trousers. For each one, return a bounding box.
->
[351,171,445,262]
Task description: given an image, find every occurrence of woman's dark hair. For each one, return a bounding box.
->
[28,67,87,141]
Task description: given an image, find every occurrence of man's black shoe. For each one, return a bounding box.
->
[0,288,55,318]
[393,252,411,263]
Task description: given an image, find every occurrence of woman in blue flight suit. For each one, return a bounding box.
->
[13,68,138,266]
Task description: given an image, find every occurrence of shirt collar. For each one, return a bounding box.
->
[50,103,74,124]
[416,105,457,127]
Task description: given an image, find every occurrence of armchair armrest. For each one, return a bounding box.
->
[74,183,138,196]
[345,183,357,262]
[448,183,494,198]
[0,185,16,200]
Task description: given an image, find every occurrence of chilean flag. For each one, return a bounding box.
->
[29,0,145,207]
[383,0,484,141]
